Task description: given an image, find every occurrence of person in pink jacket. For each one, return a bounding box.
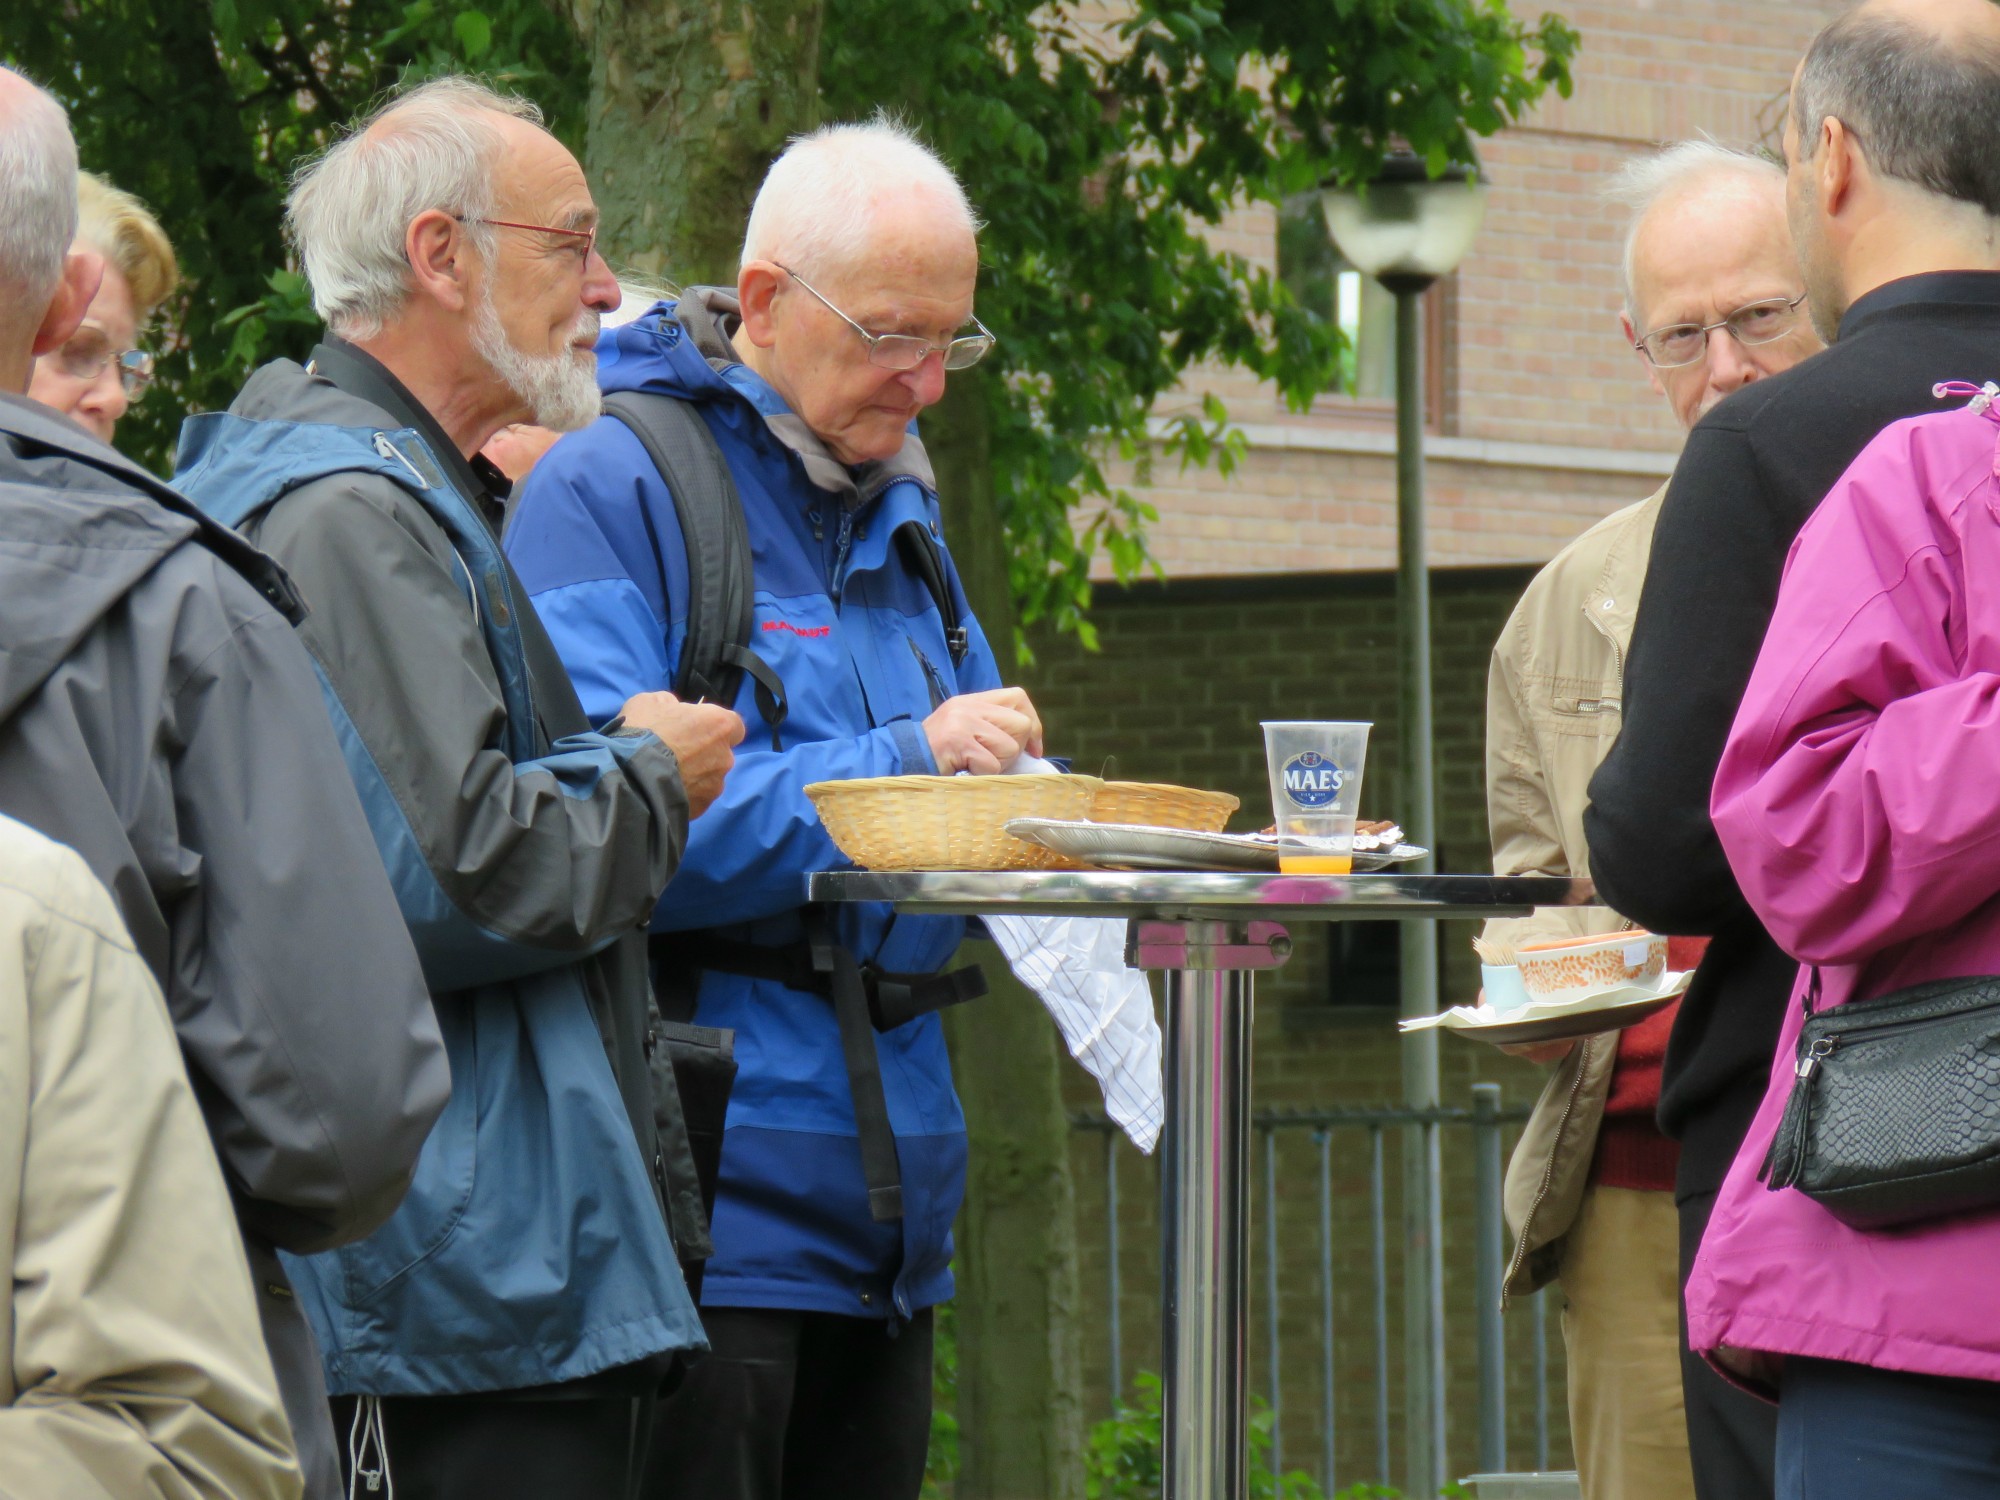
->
[1696,385,2000,1498]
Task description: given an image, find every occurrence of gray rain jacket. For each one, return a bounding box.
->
[0,392,448,1499]
[174,344,708,1400]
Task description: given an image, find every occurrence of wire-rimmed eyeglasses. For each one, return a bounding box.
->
[1634,291,1809,369]
[459,216,598,265]
[52,324,154,396]
[777,263,996,372]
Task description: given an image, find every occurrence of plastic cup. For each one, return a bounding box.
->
[1261,721,1371,873]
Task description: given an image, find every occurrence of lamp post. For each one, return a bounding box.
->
[1321,153,1486,1498]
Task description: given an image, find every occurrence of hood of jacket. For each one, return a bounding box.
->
[597,289,935,510]
[0,394,300,726]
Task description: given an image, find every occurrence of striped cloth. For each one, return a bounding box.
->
[986,913,1163,1153]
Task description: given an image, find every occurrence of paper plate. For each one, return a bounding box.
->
[1004,819,1427,874]
[1400,970,1693,1047]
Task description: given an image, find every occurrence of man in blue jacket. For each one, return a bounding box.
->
[507,118,1042,1500]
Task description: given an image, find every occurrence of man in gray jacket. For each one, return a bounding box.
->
[0,66,449,1500]
[173,76,745,1500]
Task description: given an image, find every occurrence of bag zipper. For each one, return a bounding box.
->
[1798,996,2000,1074]
[1766,995,2000,1187]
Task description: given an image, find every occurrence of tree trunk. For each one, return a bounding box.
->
[567,0,824,284]
[932,370,1087,1500]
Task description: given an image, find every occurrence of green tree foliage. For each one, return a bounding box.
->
[824,0,1577,647]
[6,0,1574,640]
[3,0,585,467]
[1084,1370,1471,1499]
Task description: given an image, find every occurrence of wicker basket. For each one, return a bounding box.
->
[1089,781,1239,833]
[807,774,1101,871]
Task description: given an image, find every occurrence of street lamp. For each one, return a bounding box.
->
[1321,152,1486,1500]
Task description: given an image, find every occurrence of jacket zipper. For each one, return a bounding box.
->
[1582,597,1625,700]
[1501,1034,1595,1305]
[908,637,950,712]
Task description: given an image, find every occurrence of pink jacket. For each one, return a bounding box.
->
[1692,392,2000,1385]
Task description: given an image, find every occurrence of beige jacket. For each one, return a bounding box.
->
[0,815,301,1499]
[1484,485,1664,1298]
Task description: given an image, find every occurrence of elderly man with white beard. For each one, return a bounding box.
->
[172,76,746,1500]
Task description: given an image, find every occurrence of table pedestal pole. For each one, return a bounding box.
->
[1151,920,1288,1500]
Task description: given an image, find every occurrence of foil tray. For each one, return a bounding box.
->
[1004,818,1428,874]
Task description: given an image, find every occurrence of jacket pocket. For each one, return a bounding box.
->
[336,1005,480,1303]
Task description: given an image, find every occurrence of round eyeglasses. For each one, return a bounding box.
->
[1634,292,1809,369]
[54,325,155,396]
[777,264,996,372]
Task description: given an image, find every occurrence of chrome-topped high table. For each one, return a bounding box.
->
[809,868,1592,1500]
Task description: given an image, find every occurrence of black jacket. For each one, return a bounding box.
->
[1584,271,2000,1200]
[0,391,447,1498]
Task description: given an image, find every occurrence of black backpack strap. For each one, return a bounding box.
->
[893,520,971,668]
[654,920,986,1224]
[805,907,906,1222]
[601,391,787,750]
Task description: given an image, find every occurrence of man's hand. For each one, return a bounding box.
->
[1477,986,1576,1064]
[923,687,1045,776]
[618,692,745,818]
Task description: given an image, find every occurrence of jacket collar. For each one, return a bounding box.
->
[1579,481,1668,657]
[675,287,936,510]
[1837,270,2000,343]
[306,339,513,526]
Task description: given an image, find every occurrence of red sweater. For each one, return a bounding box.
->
[1590,935,1708,1191]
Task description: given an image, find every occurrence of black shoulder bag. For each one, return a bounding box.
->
[1760,969,2000,1228]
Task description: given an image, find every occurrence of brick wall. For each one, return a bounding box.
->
[1099,0,1843,579]
[1028,569,1573,1483]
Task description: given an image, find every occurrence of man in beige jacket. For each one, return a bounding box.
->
[1486,141,1819,1500]
[0,810,301,1499]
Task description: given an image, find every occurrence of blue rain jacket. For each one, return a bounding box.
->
[174,371,705,1395]
[507,294,999,1320]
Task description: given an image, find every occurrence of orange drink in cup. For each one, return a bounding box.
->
[1262,721,1372,874]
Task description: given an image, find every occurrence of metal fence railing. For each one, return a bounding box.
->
[1072,1084,1562,1493]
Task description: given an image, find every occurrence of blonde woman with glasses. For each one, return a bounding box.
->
[29,171,175,445]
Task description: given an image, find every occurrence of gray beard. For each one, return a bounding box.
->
[471,289,602,432]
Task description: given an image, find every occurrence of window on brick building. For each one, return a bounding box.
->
[1324,920,1403,1007]
[1276,190,1396,401]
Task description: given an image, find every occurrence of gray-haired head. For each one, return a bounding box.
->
[287,75,543,340]
[0,67,81,335]
[1605,140,1785,320]
[1792,4,2000,218]
[740,113,981,281]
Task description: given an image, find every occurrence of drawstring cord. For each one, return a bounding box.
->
[1934,381,2000,478]
[1934,379,2000,418]
[347,1395,394,1498]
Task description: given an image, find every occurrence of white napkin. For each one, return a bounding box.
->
[984,754,1165,1152]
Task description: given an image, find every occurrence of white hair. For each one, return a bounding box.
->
[740,114,980,280]
[1604,140,1785,318]
[0,67,80,321]
[287,76,542,339]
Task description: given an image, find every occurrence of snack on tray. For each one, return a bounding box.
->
[1514,930,1668,1002]
[1258,817,1404,849]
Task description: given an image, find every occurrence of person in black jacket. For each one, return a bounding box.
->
[0,65,449,1500]
[1583,3,2000,1496]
